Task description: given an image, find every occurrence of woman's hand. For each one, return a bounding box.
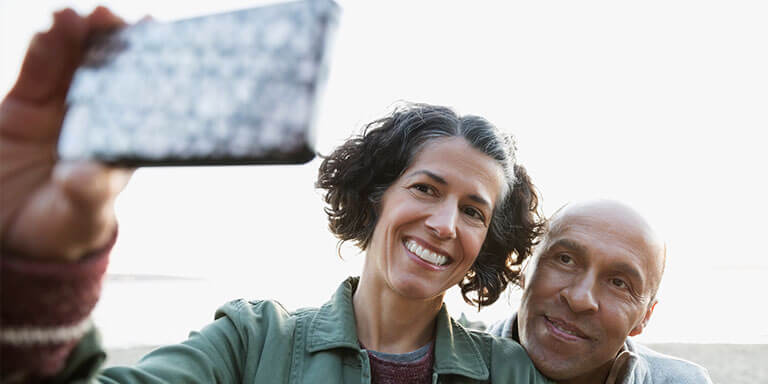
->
[0,7,133,262]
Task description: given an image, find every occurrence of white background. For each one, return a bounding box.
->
[2,0,766,348]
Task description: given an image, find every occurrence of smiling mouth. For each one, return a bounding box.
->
[545,315,590,341]
[404,239,450,266]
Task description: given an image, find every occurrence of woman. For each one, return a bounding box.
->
[1,8,549,384]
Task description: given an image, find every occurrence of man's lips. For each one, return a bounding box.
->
[544,315,591,341]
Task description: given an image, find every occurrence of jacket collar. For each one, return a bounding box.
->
[306,277,361,352]
[432,301,490,380]
[307,277,490,380]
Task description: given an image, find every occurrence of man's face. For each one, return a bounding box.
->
[517,202,663,383]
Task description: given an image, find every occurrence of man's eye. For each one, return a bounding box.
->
[559,254,573,264]
[611,278,628,289]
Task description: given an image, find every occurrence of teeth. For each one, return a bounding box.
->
[405,240,448,266]
[550,319,582,337]
[556,324,577,336]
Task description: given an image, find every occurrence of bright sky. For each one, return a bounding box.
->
[2,0,767,347]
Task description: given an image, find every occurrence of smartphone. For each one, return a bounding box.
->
[58,0,340,166]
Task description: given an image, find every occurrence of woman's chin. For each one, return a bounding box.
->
[388,276,447,302]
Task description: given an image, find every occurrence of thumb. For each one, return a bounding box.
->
[54,161,133,208]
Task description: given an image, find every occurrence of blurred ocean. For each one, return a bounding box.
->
[94,265,768,349]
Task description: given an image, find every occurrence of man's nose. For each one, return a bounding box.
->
[425,202,458,240]
[560,273,599,313]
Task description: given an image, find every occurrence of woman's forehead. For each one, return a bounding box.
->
[404,137,507,200]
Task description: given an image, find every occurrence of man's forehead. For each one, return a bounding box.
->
[541,200,665,282]
[547,200,662,248]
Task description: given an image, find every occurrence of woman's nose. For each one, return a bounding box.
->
[425,203,458,240]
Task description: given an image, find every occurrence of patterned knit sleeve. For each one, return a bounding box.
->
[0,232,115,383]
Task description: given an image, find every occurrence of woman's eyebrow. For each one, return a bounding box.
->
[408,169,447,185]
[407,169,491,207]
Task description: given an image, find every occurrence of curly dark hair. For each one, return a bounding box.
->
[315,102,544,308]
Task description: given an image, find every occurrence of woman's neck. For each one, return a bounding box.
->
[352,273,444,354]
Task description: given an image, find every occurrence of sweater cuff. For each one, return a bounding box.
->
[0,232,115,379]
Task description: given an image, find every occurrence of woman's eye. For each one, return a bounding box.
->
[411,183,436,196]
[463,206,486,222]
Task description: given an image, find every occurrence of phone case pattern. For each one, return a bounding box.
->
[59,0,339,165]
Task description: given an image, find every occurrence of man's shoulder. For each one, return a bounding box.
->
[627,339,713,383]
[486,316,513,338]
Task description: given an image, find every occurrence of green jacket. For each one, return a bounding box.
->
[59,277,550,383]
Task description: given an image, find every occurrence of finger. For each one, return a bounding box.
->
[58,7,125,100]
[86,6,126,30]
[6,9,88,103]
[137,14,155,23]
[6,7,126,105]
[53,7,127,103]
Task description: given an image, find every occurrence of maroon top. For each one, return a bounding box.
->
[366,343,435,384]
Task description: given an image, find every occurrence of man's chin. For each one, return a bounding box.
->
[533,361,583,382]
[525,344,591,382]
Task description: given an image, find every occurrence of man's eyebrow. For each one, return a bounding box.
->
[611,261,645,286]
[547,238,588,254]
[407,170,491,207]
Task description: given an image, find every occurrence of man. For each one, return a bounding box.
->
[489,199,713,384]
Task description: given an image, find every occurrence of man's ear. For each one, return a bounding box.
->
[519,256,535,289]
[629,299,657,337]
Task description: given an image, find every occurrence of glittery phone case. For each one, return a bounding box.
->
[59,0,339,166]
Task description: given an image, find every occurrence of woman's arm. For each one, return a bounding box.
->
[2,243,251,383]
[1,7,130,381]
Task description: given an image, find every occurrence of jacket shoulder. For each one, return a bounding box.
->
[213,299,319,336]
[631,342,714,383]
[217,298,320,317]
